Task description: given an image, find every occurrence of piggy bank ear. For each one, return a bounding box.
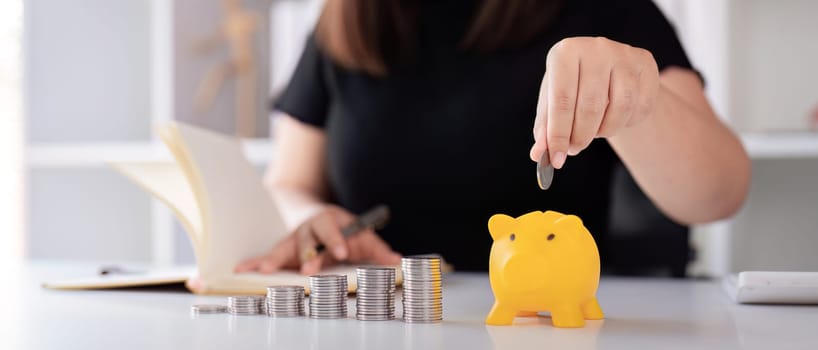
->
[488,214,516,240]
[554,214,584,231]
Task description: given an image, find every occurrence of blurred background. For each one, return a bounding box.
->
[1,0,816,277]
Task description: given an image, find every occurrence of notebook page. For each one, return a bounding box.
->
[171,122,287,279]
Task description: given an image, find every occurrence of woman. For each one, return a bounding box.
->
[236,0,750,275]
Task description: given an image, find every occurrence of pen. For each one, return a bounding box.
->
[98,265,146,276]
[300,204,391,263]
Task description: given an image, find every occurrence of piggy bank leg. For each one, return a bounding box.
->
[550,304,585,328]
[581,297,604,320]
[516,311,539,317]
[485,302,517,325]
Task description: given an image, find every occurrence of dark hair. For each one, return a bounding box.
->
[317,0,563,76]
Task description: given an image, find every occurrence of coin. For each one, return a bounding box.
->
[191,304,228,315]
[401,256,443,323]
[227,296,265,315]
[308,275,349,319]
[355,266,396,321]
[403,318,443,324]
[536,150,554,190]
[264,285,306,317]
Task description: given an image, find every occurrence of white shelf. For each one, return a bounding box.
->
[27,132,817,169]
[740,132,818,159]
[27,139,274,168]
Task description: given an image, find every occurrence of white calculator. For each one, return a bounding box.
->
[723,271,818,304]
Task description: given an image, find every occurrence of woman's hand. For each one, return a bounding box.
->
[234,205,402,275]
[531,37,660,168]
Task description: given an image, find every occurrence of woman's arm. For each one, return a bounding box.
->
[531,37,750,225]
[235,114,401,274]
[264,114,330,229]
[607,68,750,224]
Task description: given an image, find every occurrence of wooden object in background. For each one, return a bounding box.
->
[193,0,260,138]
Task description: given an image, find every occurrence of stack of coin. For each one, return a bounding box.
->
[227,296,264,315]
[190,304,227,316]
[308,275,348,319]
[265,285,305,317]
[401,255,443,323]
[355,267,396,321]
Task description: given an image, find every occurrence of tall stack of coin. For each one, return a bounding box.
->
[308,275,348,319]
[265,285,305,317]
[227,296,264,315]
[355,267,396,321]
[401,256,443,323]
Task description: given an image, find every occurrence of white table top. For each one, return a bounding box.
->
[2,261,817,350]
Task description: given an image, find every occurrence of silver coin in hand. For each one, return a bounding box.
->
[536,150,554,190]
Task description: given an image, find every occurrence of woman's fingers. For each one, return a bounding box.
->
[531,71,550,162]
[600,65,637,137]
[300,230,398,274]
[310,213,349,260]
[535,37,660,163]
[347,230,401,265]
[295,221,319,264]
[300,257,321,275]
[294,208,352,272]
[236,206,401,276]
[234,256,264,273]
[300,250,339,275]
[631,48,659,126]
[345,229,375,262]
[235,235,298,274]
[258,236,298,273]
[545,40,579,169]
[570,48,610,156]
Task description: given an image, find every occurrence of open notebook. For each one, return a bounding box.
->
[43,122,393,295]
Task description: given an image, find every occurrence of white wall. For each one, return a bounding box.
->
[27,168,152,261]
[654,0,731,122]
[25,0,152,142]
[23,0,324,265]
[269,0,323,96]
[0,0,25,267]
[729,0,818,132]
[655,0,818,276]
[723,1,818,273]
[24,0,154,262]
[730,159,818,272]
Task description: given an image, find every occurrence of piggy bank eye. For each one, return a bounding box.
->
[509,233,516,242]
[547,233,555,241]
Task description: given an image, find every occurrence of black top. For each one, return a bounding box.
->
[274,0,694,271]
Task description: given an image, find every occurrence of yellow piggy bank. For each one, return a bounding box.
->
[485,210,604,328]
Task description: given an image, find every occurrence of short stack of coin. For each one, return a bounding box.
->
[401,256,443,323]
[191,304,227,316]
[355,267,396,321]
[227,296,264,315]
[265,285,305,317]
[308,275,348,319]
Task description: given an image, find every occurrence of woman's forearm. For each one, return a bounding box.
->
[264,114,332,230]
[607,70,750,224]
[266,184,328,230]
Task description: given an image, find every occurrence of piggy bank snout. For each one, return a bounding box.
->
[501,253,548,292]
